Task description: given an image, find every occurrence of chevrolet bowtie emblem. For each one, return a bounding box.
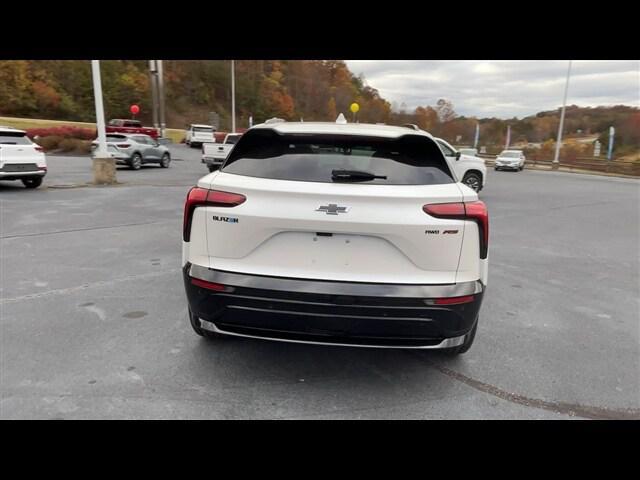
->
[316,204,349,215]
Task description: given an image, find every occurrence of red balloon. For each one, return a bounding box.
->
[130,104,140,115]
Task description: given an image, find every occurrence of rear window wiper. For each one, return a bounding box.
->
[331,169,387,182]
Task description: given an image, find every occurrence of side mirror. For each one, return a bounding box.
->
[455,151,461,161]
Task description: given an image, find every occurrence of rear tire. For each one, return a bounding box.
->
[441,318,478,355]
[22,177,43,189]
[188,308,225,340]
[160,153,171,168]
[130,153,142,170]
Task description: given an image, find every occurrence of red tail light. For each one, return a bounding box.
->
[423,201,489,259]
[35,146,44,152]
[190,277,229,292]
[183,187,246,241]
[433,295,475,305]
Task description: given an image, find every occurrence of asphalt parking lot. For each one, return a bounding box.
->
[1,144,639,419]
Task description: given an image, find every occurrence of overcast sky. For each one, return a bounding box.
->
[345,60,639,119]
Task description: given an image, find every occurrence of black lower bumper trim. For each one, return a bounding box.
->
[183,264,484,345]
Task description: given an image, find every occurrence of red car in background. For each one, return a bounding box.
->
[106,119,159,139]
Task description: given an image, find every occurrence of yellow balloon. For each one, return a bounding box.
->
[350,103,360,113]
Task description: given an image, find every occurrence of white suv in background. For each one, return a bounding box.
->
[495,150,526,171]
[182,121,488,354]
[434,137,487,192]
[0,127,47,189]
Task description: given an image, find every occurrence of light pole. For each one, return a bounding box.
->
[231,60,236,133]
[149,60,160,129]
[91,61,108,158]
[473,122,480,149]
[157,60,166,139]
[553,60,573,165]
[91,60,116,184]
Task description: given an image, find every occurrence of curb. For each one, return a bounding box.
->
[522,164,639,179]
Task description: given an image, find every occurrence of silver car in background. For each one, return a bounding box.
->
[91,134,171,170]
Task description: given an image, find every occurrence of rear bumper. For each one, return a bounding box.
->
[0,170,46,180]
[183,263,484,349]
[202,156,224,166]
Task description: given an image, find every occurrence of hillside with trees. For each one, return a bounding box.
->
[0,60,392,130]
[0,60,637,156]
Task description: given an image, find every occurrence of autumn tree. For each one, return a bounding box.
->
[435,98,456,122]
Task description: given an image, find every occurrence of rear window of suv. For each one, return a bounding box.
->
[222,130,454,185]
[0,132,31,145]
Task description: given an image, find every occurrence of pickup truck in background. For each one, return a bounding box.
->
[186,124,216,148]
[106,119,159,139]
[201,133,242,172]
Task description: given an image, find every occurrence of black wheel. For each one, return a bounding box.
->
[130,153,142,170]
[160,153,171,168]
[462,172,482,192]
[441,318,478,356]
[188,308,224,340]
[494,166,499,171]
[22,177,43,189]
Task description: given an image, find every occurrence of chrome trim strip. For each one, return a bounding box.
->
[189,264,483,298]
[198,318,465,350]
[227,305,432,322]
[0,171,46,177]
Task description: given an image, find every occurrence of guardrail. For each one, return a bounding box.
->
[479,154,639,177]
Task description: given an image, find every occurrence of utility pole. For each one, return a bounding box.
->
[505,125,511,149]
[157,60,166,139]
[553,60,573,165]
[231,60,236,133]
[149,60,160,129]
[90,60,116,184]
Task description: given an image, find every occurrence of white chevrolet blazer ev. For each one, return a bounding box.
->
[182,120,488,354]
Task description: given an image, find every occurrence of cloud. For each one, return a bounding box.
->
[345,60,640,119]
